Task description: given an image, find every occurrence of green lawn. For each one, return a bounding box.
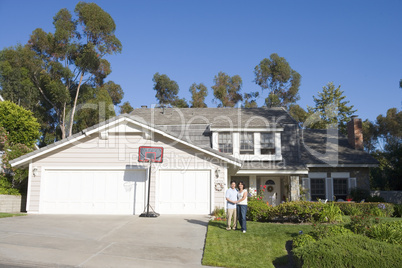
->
[0,212,26,218]
[203,217,402,268]
[202,221,313,268]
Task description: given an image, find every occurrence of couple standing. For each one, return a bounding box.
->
[225,180,247,233]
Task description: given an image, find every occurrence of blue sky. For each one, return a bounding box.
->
[0,0,401,122]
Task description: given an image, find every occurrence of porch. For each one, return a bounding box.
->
[229,174,301,206]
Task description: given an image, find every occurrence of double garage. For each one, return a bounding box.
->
[39,169,212,215]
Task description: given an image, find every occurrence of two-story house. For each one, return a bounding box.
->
[10,107,377,215]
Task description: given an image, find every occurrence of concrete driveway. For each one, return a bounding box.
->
[0,214,211,268]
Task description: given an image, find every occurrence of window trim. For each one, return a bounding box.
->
[260,132,275,155]
[240,132,254,155]
[218,132,233,154]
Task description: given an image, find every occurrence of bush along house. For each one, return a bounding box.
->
[10,107,378,215]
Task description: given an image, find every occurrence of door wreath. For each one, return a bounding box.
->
[267,186,274,192]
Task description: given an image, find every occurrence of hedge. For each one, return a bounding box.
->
[367,221,402,245]
[334,202,394,217]
[293,234,402,268]
[247,201,327,223]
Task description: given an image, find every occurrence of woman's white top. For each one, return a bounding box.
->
[237,189,248,205]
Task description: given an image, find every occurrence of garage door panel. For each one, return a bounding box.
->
[158,170,210,214]
[41,170,146,215]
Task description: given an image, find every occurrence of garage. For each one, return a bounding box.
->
[158,170,211,214]
[40,169,146,215]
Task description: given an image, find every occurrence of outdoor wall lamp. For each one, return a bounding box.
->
[215,168,220,178]
[32,167,38,177]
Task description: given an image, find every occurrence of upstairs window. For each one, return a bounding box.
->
[333,178,348,200]
[310,178,326,201]
[218,132,233,154]
[240,133,254,155]
[261,133,275,155]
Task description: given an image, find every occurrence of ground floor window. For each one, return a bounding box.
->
[333,178,348,200]
[310,178,326,201]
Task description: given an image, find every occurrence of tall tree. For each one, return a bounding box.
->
[72,85,116,133]
[189,83,208,108]
[102,81,124,106]
[0,45,39,110]
[369,108,402,190]
[254,53,301,108]
[212,72,243,107]
[243,91,259,108]
[172,98,189,108]
[23,2,122,139]
[289,104,308,124]
[119,101,134,114]
[362,119,378,153]
[376,108,402,144]
[153,72,179,106]
[306,82,356,134]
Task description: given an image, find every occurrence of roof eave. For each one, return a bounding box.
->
[10,115,242,168]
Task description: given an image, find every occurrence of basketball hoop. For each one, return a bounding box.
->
[138,146,163,163]
[138,146,163,218]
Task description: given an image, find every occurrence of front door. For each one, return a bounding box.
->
[260,177,281,206]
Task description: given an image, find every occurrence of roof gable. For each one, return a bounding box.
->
[10,114,242,168]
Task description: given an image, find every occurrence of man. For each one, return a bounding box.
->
[225,181,238,230]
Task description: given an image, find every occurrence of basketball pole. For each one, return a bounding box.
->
[140,160,160,217]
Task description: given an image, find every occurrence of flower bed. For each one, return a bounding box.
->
[334,202,394,217]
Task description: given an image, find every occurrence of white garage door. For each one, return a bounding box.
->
[158,170,210,214]
[41,169,146,215]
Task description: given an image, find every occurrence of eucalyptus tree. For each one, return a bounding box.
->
[254,53,301,108]
[189,83,208,108]
[212,72,243,107]
[25,2,122,139]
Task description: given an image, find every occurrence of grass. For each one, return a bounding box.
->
[203,216,402,268]
[0,212,26,218]
[202,221,313,268]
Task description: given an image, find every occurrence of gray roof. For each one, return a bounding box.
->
[10,114,241,167]
[300,129,378,165]
[10,108,378,170]
[131,107,297,128]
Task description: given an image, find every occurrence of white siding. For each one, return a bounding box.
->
[28,128,226,214]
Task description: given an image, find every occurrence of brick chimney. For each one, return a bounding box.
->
[347,116,363,150]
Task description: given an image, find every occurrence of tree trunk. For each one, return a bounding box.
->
[60,103,66,139]
[68,72,84,137]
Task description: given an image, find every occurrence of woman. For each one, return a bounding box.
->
[236,181,248,233]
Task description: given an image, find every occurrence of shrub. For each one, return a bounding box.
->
[317,203,343,223]
[370,207,386,217]
[0,175,21,195]
[310,224,353,240]
[393,204,402,217]
[273,201,326,223]
[247,201,324,223]
[367,221,402,245]
[334,202,394,217]
[349,187,371,202]
[292,234,316,249]
[342,205,363,216]
[246,199,271,221]
[367,195,386,202]
[348,215,379,235]
[293,234,402,268]
[212,207,226,218]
